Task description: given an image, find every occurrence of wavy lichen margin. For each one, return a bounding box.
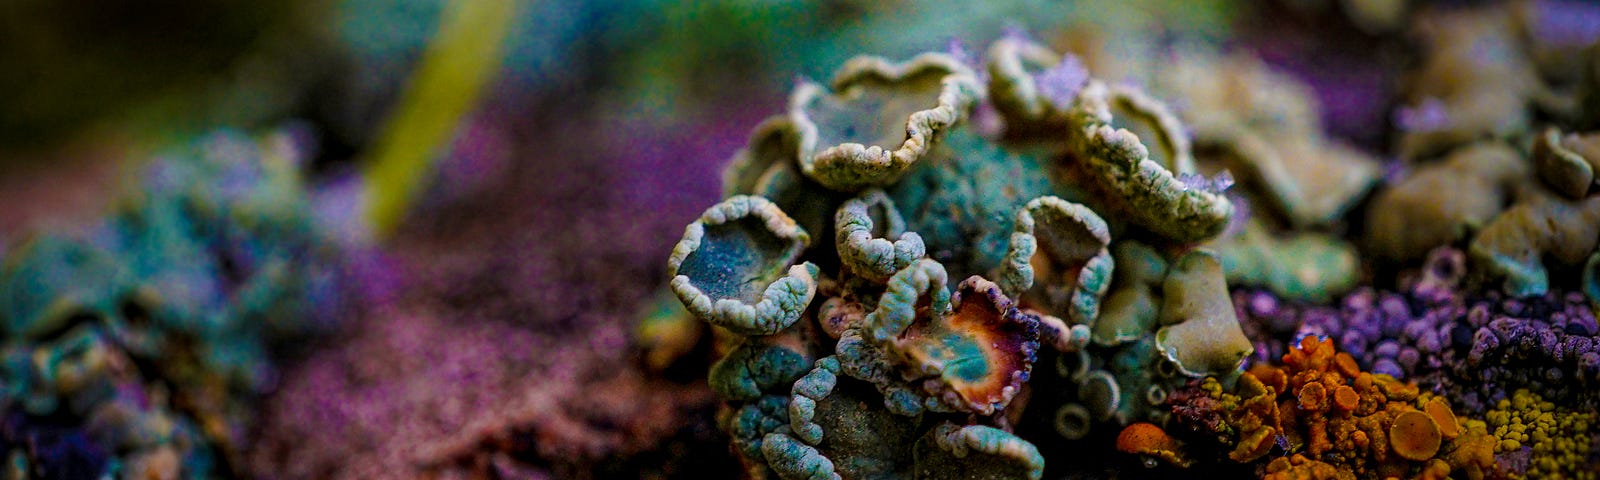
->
[1066,81,1231,244]
[790,53,983,192]
[915,422,1045,480]
[669,195,819,336]
[998,195,1114,326]
[835,189,926,283]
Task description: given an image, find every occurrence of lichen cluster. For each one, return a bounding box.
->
[0,129,343,478]
[660,2,1600,477]
[1486,389,1597,479]
[1369,3,1600,301]
[666,34,1268,479]
[1237,246,1600,414]
[1164,336,1497,479]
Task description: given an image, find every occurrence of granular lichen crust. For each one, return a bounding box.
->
[1065,81,1233,244]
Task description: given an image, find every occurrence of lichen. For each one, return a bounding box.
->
[1468,194,1600,297]
[1161,337,1499,478]
[1154,250,1254,377]
[791,53,982,192]
[1484,389,1598,479]
[1214,215,1361,304]
[1364,142,1531,263]
[2,128,344,479]
[835,189,926,283]
[997,196,1113,326]
[669,195,821,336]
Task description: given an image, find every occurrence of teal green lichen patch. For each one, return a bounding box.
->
[710,334,813,402]
[670,195,820,335]
[724,394,792,476]
[1154,250,1253,377]
[1214,216,1360,304]
[0,235,125,340]
[998,196,1113,326]
[791,53,981,192]
[1469,194,1600,297]
[888,126,1060,281]
[914,422,1045,480]
[835,189,926,283]
[1065,81,1232,244]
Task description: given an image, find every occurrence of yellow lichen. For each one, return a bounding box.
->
[1487,389,1598,480]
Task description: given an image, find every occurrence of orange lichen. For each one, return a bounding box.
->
[1332,385,1359,412]
[1116,422,1192,468]
[1422,398,1459,440]
[1174,335,1501,479]
[1390,410,1443,461]
[1263,454,1352,480]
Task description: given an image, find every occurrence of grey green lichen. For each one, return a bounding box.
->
[835,189,926,283]
[791,53,982,192]
[671,37,1269,478]
[998,196,1113,327]
[669,195,821,336]
[914,422,1044,480]
[1063,80,1232,244]
[1153,250,1253,377]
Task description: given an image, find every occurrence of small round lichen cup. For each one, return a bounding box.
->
[669,195,821,336]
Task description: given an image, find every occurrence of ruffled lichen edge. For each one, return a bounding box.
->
[790,53,984,192]
[835,189,926,283]
[668,195,820,336]
[1066,81,1231,244]
[998,195,1114,326]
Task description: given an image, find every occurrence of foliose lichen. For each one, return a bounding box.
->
[671,37,1259,479]
[1,128,346,478]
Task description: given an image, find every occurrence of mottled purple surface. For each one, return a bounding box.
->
[1532,0,1600,47]
[248,95,768,478]
[1234,248,1600,415]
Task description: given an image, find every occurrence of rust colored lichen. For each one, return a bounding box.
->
[1116,422,1191,468]
[1423,398,1460,440]
[1390,410,1443,461]
[1167,336,1500,478]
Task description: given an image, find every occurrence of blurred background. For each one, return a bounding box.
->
[0,0,1429,477]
